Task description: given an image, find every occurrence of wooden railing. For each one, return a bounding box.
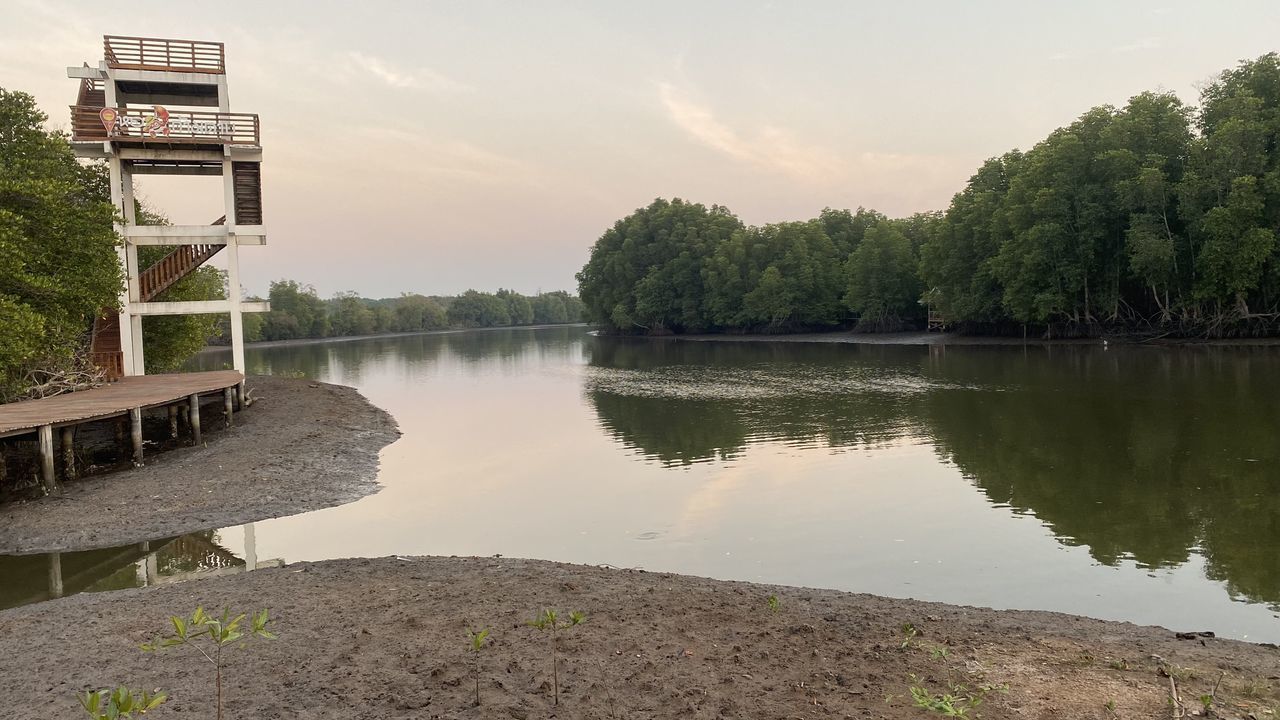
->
[70,105,259,145]
[104,35,225,73]
[89,351,125,382]
[138,216,228,302]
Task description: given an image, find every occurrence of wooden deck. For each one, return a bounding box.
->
[0,370,243,440]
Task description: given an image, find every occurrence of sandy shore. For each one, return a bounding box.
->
[0,376,399,554]
[2,556,1275,719]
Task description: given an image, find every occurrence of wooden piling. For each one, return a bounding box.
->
[60,426,76,481]
[48,552,63,599]
[168,404,179,439]
[130,407,144,464]
[188,393,202,445]
[224,387,234,428]
[236,381,246,410]
[37,424,59,495]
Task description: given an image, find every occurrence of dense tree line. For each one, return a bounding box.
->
[246,283,584,342]
[0,89,221,399]
[580,54,1280,337]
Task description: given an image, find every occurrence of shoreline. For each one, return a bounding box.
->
[2,556,1276,719]
[0,376,400,555]
[608,328,1280,348]
[199,322,589,352]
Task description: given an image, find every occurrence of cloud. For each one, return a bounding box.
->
[345,51,471,93]
[657,81,839,181]
[1114,37,1162,53]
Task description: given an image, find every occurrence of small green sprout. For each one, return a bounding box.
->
[900,622,919,649]
[467,627,490,706]
[140,607,276,720]
[766,594,780,612]
[79,687,166,719]
[528,609,586,706]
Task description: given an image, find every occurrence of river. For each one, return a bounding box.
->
[2,326,1277,643]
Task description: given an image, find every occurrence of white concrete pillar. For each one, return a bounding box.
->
[121,165,144,375]
[108,157,136,376]
[243,523,257,571]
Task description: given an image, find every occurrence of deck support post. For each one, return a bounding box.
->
[188,393,202,445]
[48,552,64,599]
[61,427,76,481]
[236,381,247,409]
[168,404,179,439]
[37,424,60,495]
[130,407,144,464]
[223,387,234,428]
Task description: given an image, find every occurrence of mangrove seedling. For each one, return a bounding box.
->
[766,594,780,613]
[467,627,490,706]
[79,687,166,719]
[140,607,276,720]
[528,608,586,706]
[900,622,919,649]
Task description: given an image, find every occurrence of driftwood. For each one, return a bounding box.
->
[14,366,107,402]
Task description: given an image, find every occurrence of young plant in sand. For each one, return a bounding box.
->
[467,627,490,706]
[907,674,1006,718]
[528,608,586,706]
[900,622,919,649]
[766,594,781,613]
[140,607,276,720]
[78,687,166,719]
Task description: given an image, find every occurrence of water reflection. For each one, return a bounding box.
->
[584,340,1280,612]
[0,524,273,610]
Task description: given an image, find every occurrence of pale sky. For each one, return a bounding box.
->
[4,1,1280,298]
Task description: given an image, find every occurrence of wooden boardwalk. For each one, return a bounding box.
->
[0,370,245,494]
[0,370,243,438]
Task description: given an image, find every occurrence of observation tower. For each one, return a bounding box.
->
[67,35,269,385]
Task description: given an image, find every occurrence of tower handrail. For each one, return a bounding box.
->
[103,35,225,74]
[70,106,259,145]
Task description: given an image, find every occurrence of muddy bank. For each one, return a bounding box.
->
[3,556,1275,719]
[0,376,399,555]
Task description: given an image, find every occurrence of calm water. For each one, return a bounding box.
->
[3,327,1279,643]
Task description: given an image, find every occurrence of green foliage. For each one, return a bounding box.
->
[262,280,329,340]
[906,674,1005,718]
[577,198,744,333]
[844,222,921,330]
[448,289,512,327]
[79,686,166,719]
[579,53,1280,338]
[328,291,376,336]
[140,607,276,720]
[528,608,586,706]
[0,88,122,398]
[766,594,780,612]
[467,627,490,706]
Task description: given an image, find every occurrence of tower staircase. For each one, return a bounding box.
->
[90,217,232,379]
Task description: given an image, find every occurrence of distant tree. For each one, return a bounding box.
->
[531,293,568,324]
[263,280,328,340]
[576,198,744,333]
[496,288,534,325]
[447,290,511,327]
[328,291,375,336]
[392,293,447,331]
[844,222,922,330]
